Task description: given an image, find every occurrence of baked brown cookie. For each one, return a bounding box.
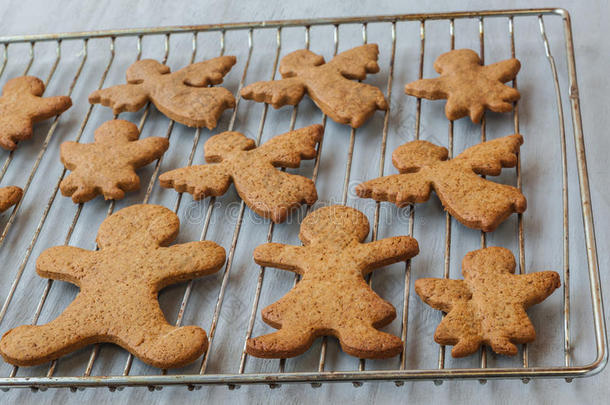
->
[415,247,560,357]
[159,124,322,223]
[59,119,169,203]
[404,49,520,123]
[89,57,236,129]
[0,186,22,212]
[247,205,419,359]
[0,204,226,368]
[0,76,72,150]
[356,134,526,232]
[240,44,388,128]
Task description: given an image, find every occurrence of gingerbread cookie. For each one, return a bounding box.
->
[415,247,560,357]
[0,204,226,368]
[247,205,419,359]
[89,57,236,129]
[0,186,22,212]
[159,124,322,223]
[404,49,520,123]
[59,119,169,203]
[241,44,388,128]
[0,76,72,150]
[356,134,526,232]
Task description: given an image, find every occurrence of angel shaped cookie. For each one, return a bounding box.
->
[415,247,560,357]
[241,44,388,128]
[0,76,72,150]
[60,120,169,203]
[247,205,419,359]
[404,49,520,123]
[159,124,322,223]
[89,57,236,129]
[357,134,526,232]
[0,204,226,368]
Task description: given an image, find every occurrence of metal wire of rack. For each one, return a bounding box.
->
[0,7,605,391]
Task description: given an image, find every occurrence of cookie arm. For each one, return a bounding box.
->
[253,243,305,274]
[483,58,521,83]
[327,44,381,80]
[126,137,170,167]
[356,172,433,207]
[89,84,150,114]
[240,78,306,109]
[255,124,322,167]
[59,141,88,169]
[514,271,561,308]
[0,186,22,212]
[35,245,94,285]
[455,134,523,176]
[152,241,226,289]
[28,95,72,121]
[159,163,232,200]
[174,56,237,86]
[414,278,471,313]
[359,236,419,274]
[404,77,450,100]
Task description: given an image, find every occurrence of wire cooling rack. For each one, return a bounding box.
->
[0,7,605,391]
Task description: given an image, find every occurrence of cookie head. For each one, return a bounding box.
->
[462,246,516,278]
[204,131,256,162]
[96,204,180,249]
[392,140,449,173]
[434,49,481,74]
[280,49,325,77]
[126,59,171,83]
[94,119,140,143]
[3,76,45,97]
[299,205,369,247]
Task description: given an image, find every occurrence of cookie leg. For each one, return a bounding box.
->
[125,325,208,369]
[337,324,403,359]
[246,327,315,359]
[0,317,94,367]
[488,336,518,356]
[450,337,482,358]
[60,174,98,203]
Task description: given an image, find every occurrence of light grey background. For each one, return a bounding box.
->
[0,0,608,404]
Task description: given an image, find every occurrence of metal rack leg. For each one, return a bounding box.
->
[538,15,571,382]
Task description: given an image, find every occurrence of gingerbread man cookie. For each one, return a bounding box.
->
[160,124,322,223]
[0,186,22,212]
[241,44,388,128]
[415,247,560,357]
[0,76,72,150]
[0,204,226,368]
[89,57,236,129]
[404,49,520,123]
[247,205,419,359]
[357,134,526,232]
[59,119,169,203]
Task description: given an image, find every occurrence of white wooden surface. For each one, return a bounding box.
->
[0,0,608,404]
